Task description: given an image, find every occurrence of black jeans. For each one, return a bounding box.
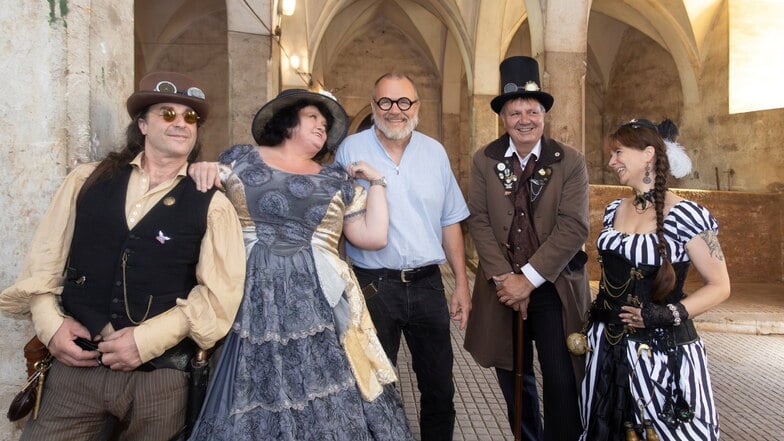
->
[354,266,456,441]
[495,282,581,441]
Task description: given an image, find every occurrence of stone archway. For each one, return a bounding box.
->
[134,0,230,159]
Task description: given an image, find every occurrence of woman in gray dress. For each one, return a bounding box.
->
[188,89,414,441]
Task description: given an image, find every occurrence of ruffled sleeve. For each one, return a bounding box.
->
[603,198,623,229]
[671,200,719,243]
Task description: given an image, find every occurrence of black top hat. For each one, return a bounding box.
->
[126,71,209,121]
[251,89,349,150]
[490,56,554,114]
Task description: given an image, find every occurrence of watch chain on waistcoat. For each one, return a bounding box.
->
[121,251,152,324]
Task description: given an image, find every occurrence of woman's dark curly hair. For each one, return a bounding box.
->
[256,98,335,160]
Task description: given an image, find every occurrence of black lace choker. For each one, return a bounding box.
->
[632,189,656,211]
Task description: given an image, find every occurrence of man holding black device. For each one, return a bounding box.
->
[0,72,245,440]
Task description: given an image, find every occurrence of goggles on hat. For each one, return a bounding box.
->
[503,81,541,94]
[154,80,206,100]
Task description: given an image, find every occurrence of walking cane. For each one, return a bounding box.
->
[513,309,525,441]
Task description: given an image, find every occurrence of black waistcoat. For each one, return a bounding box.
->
[507,156,540,272]
[61,166,216,336]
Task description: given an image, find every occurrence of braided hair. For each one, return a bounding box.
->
[608,119,676,303]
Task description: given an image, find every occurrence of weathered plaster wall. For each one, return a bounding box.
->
[590,5,784,194]
[600,29,685,184]
[682,6,784,194]
[0,2,133,440]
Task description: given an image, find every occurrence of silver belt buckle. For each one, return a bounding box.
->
[400,268,414,283]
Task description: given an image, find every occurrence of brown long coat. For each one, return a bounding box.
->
[463,134,591,380]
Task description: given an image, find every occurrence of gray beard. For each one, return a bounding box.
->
[375,114,419,140]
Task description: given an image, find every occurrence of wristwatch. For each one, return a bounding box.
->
[370,176,387,187]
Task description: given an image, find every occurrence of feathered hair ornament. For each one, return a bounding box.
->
[657,119,692,179]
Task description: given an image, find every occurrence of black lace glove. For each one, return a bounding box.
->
[641,302,689,327]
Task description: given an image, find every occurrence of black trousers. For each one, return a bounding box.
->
[354,266,456,441]
[495,282,581,441]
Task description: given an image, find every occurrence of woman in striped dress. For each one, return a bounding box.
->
[579,119,730,440]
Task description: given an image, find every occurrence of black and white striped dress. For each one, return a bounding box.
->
[579,198,721,440]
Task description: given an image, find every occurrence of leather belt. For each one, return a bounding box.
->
[355,264,439,283]
[135,338,199,372]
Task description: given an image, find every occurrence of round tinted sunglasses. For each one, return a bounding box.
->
[158,108,200,125]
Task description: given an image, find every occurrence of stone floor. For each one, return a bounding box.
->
[395,266,784,440]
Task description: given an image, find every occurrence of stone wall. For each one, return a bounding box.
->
[0,2,134,440]
[136,8,230,160]
[328,17,441,140]
[587,7,784,194]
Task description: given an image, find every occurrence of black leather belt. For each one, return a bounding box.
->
[355,264,439,283]
[135,338,199,372]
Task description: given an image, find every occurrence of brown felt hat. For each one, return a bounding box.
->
[126,71,209,121]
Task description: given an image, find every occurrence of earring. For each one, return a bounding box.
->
[643,164,652,184]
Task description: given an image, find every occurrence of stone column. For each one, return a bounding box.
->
[74,2,135,165]
[465,94,499,261]
[543,51,586,152]
[470,94,499,155]
[0,2,133,440]
[227,32,274,145]
[226,0,276,145]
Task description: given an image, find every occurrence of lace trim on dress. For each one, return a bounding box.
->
[233,322,336,345]
[229,377,357,415]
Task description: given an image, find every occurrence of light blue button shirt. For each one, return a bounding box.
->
[336,127,469,270]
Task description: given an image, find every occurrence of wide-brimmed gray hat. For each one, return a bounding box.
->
[490,56,554,113]
[126,71,209,120]
[251,89,348,149]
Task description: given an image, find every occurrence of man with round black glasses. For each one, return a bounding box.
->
[0,71,245,440]
[336,73,471,441]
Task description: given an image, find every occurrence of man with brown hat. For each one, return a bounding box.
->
[0,71,245,440]
[463,56,590,440]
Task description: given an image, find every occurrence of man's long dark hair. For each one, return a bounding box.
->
[79,107,203,198]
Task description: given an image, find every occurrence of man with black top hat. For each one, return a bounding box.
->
[0,71,245,440]
[463,56,590,440]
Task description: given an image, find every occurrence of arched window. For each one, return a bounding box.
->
[729,0,784,113]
